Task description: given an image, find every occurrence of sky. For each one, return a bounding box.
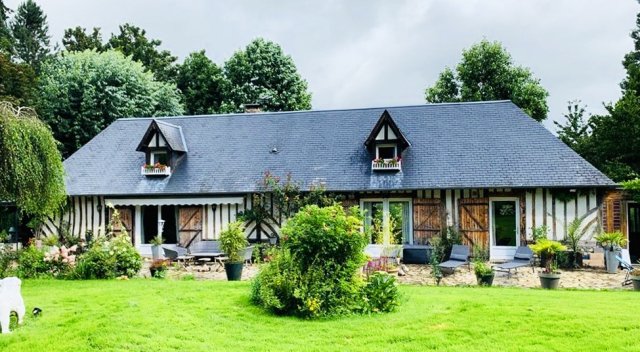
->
[6,0,639,131]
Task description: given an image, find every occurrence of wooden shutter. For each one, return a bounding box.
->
[412,198,444,245]
[459,198,489,250]
[178,207,203,247]
[110,207,134,242]
[341,199,359,212]
[603,191,626,234]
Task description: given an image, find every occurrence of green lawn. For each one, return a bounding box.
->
[1,280,638,352]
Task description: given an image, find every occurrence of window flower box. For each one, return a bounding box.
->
[141,162,171,176]
[372,157,402,171]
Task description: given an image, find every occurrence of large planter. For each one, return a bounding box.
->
[539,273,561,289]
[476,273,495,286]
[561,251,583,269]
[604,249,621,274]
[632,276,640,291]
[224,262,244,281]
[151,245,163,260]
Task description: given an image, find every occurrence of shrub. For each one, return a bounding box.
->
[43,245,78,278]
[74,238,117,279]
[473,261,493,277]
[16,245,49,278]
[110,234,142,277]
[359,272,400,314]
[74,235,141,279]
[252,204,387,318]
[0,246,17,278]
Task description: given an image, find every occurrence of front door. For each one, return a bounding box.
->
[490,198,519,260]
[628,203,640,263]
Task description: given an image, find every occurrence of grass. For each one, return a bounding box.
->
[1,280,638,352]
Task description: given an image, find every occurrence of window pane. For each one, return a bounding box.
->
[377,146,396,159]
[389,201,411,244]
[363,201,384,244]
[492,201,517,246]
[152,152,168,165]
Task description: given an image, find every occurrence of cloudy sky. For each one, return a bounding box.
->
[6,0,639,130]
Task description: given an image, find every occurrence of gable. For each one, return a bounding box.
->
[365,110,410,149]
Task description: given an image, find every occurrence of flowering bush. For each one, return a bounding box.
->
[44,245,78,277]
[74,235,141,279]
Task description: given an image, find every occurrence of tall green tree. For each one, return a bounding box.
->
[10,0,50,69]
[62,26,104,52]
[0,53,36,105]
[583,4,640,182]
[37,50,184,157]
[176,50,226,115]
[0,0,13,56]
[223,38,312,112]
[425,39,549,121]
[106,24,177,82]
[554,100,590,155]
[0,102,66,217]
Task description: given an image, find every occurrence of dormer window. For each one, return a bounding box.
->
[365,110,410,172]
[137,120,188,177]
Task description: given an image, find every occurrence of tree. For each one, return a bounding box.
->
[106,23,177,82]
[554,100,590,154]
[0,0,13,56]
[0,102,66,217]
[37,50,184,157]
[425,39,549,121]
[62,26,104,52]
[176,50,226,114]
[10,0,50,69]
[223,38,312,112]
[583,4,640,182]
[0,53,36,105]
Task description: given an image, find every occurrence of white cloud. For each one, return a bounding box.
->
[5,0,639,131]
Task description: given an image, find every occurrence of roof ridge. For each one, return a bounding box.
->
[117,100,514,122]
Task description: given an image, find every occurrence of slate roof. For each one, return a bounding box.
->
[155,120,188,152]
[64,101,616,196]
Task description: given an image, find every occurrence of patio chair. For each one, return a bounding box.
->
[438,244,470,273]
[162,247,193,268]
[493,246,534,278]
[243,246,255,265]
[616,254,634,286]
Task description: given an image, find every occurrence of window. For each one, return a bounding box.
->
[362,199,412,244]
[150,151,168,165]
[376,145,397,160]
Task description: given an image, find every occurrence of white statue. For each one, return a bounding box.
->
[0,277,25,334]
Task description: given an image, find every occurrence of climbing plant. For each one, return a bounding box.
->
[0,102,66,216]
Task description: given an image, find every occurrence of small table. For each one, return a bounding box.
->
[192,252,226,271]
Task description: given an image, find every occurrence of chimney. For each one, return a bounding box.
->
[243,103,262,113]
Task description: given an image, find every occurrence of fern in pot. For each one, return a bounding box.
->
[530,239,566,289]
[220,221,248,281]
[594,232,627,274]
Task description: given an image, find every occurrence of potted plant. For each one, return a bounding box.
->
[563,217,589,269]
[530,239,566,289]
[219,221,248,281]
[150,235,164,260]
[594,232,627,274]
[631,269,640,291]
[149,259,168,278]
[474,261,494,286]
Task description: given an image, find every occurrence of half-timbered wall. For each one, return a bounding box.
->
[41,196,108,239]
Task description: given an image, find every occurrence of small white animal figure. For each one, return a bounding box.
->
[0,277,25,334]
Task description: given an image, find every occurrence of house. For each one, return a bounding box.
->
[43,101,621,261]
